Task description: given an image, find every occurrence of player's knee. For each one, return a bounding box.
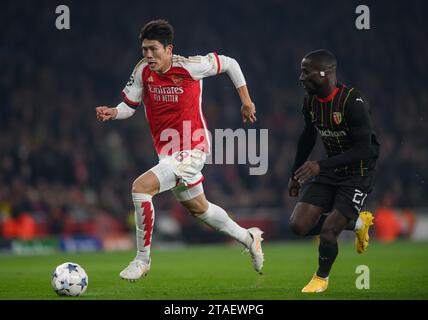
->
[188,207,205,216]
[182,199,209,217]
[188,202,209,216]
[132,179,154,195]
[132,171,160,195]
[289,219,309,236]
[319,226,337,244]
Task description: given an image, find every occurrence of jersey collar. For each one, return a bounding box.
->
[316,86,339,103]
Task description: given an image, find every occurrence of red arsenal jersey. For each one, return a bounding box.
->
[122,53,222,156]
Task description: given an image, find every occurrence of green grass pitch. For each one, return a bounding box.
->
[0,240,427,300]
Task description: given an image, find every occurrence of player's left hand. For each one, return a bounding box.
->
[241,102,257,124]
[96,106,117,122]
[294,161,320,184]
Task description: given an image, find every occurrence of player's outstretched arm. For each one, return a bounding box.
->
[187,53,255,123]
[211,54,256,124]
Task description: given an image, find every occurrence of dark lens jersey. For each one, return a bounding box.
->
[302,84,380,176]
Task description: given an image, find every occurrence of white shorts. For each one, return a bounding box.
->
[150,150,206,202]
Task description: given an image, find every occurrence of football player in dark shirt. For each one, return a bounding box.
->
[289,49,380,293]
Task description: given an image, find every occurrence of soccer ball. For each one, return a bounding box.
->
[51,262,88,296]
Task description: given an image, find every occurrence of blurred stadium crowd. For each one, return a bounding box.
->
[1,1,427,243]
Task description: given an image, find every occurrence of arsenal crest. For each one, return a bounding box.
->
[172,75,184,86]
[333,112,342,125]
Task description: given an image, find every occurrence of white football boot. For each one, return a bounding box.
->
[119,260,150,281]
[246,227,264,274]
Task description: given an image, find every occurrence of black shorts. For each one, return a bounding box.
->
[300,171,376,221]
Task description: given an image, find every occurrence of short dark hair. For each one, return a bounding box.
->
[139,19,174,47]
[304,49,337,69]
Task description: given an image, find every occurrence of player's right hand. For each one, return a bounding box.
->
[241,102,257,124]
[288,178,300,197]
[96,106,117,122]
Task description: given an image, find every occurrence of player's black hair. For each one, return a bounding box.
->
[139,19,174,47]
[304,49,337,69]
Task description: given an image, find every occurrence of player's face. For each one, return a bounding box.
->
[142,39,173,73]
[299,58,324,95]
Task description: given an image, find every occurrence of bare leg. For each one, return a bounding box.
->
[289,202,324,236]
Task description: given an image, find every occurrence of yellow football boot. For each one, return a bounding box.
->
[355,211,374,254]
[301,274,329,293]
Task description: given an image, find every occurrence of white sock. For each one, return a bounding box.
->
[132,193,155,265]
[196,202,252,248]
[354,216,363,231]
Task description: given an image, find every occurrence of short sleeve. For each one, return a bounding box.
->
[121,60,146,107]
[175,53,220,80]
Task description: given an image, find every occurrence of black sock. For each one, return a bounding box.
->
[316,242,338,278]
[306,215,327,236]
